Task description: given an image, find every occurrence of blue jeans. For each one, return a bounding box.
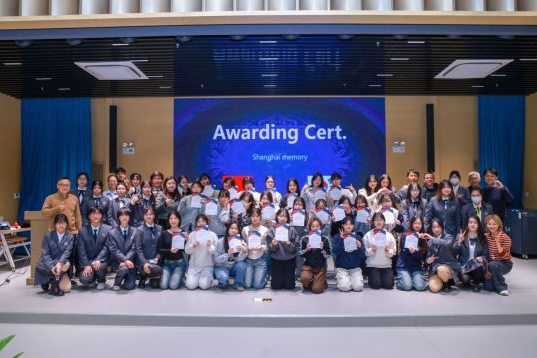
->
[214,261,247,289]
[396,270,427,291]
[245,257,267,289]
[160,259,186,290]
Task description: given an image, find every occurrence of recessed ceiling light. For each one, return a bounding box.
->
[3,62,22,66]
[58,87,71,91]
[519,58,537,61]
[261,74,278,77]
[35,77,52,81]
[147,75,163,78]
[377,74,393,77]
[159,86,171,89]
[111,43,130,47]
[264,84,277,88]
[390,58,409,61]
[259,57,279,61]
[407,41,425,44]
[259,40,277,44]
[369,84,382,87]
[471,85,484,88]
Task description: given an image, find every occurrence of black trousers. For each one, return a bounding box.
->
[459,266,485,285]
[368,267,394,290]
[271,258,296,290]
[139,264,163,288]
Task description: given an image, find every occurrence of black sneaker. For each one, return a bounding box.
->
[138,280,146,289]
[41,283,50,292]
[442,284,452,293]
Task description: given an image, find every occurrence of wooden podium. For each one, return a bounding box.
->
[24,211,49,285]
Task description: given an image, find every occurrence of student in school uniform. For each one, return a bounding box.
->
[82,180,111,227]
[157,210,188,290]
[328,172,356,205]
[290,197,308,277]
[241,176,260,204]
[483,214,513,296]
[184,214,218,290]
[449,170,470,206]
[358,174,382,212]
[214,222,248,291]
[155,176,182,229]
[424,179,462,237]
[453,214,488,292]
[107,208,137,291]
[223,177,239,200]
[107,183,131,227]
[178,181,204,232]
[259,190,276,229]
[421,172,439,203]
[204,189,231,237]
[115,167,130,190]
[129,180,155,227]
[299,218,331,294]
[397,169,420,202]
[330,195,357,237]
[71,171,90,207]
[396,216,428,291]
[128,172,142,197]
[231,191,256,230]
[309,199,332,240]
[198,172,219,199]
[133,207,163,289]
[264,175,282,207]
[103,174,119,201]
[150,171,164,198]
[376,174,400,206]
[266,208,300,290]
[400,183,427,231]
[77,206,113,290]
[301,172,330,213]
[242,208,269,289]
[482,168,514,222]
[425,218,460,293]
[354,195,371,238]
[280,178,300,210]
[177,175,192,196]
[461,188,493,225]
[362,212,397,290]
[331,216,366,292]
[35,214,75,295]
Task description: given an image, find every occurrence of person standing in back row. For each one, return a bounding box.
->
[482,168,513,222]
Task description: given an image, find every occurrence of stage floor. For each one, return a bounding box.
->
[1,258,536,357]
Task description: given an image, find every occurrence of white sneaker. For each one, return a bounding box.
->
[112,285,121,291]
[499,290,509,296]
[96,283,106,290]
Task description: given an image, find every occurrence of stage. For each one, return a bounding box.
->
[0,257,536,357]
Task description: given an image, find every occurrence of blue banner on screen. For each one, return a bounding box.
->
[174,98,386,190]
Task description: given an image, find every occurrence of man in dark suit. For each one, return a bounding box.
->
[133,207,163,289]
[108,207,137,290]
[77,206,113,289]
[482,168,514,222]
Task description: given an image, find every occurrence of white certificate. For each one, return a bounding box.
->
[190,195,202,209]
[231,200,245,215]
[382,210,395,225]
[332,205,346,222]
[355,208,370,223]
[228,237,241,253]
[404,233,419,249]
[308,231,322,249]
[248,232,262,249]
[291,210,305,226]
[374,231,387,247]
[229,187,239,200]
[314,189,326,202]
[286,194,297,209]
[202,185,215,197]
[329,188,342,201]
[343,235,357,252]
[196,228,210,243]
[315,208,330,224]
[262,204,276,220]
[204,200,218,216]
[171,232,186,250]
[275,225,289,242]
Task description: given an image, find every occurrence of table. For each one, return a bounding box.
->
[0,227,31,271]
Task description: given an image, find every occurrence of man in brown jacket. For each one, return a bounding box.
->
[42,176,83,234]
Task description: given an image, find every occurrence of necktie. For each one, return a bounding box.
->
[469,238,477,245]
[78,190,85,203]
[143,199,149,208]
[149,226,155,238]
[93,229,98,240]
[94,198,100,207]
[443,200,448,210]
[123,230,128,240]
[476,206,481,220]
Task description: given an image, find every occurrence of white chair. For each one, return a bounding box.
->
[517,0,537,10]
[331,0,362,10]
[110,0,140,14]
[50,0,80,15]
[394,0,424,10]
[0,0,19,16]
[300,0,328,10]
[141,0,171,13]
[424,0,454,10]
[268,0,297,10]
[20,0,49,16]
[80,0,110,14]
[455,0,485,10]
[205,0,234,11]
[172,0,203,12]
[363,0,393,10]
[487,0,516,10]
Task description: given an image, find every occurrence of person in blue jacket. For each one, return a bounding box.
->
[396,216,428,291]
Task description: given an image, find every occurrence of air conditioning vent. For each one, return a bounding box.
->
[75,61,148,80]
[435,59,513,79]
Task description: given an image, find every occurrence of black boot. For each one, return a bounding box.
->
[49,276,64,296]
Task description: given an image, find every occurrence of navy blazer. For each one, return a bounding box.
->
[77,224,113,268]
[461,202,494,226]
[424,197,462,237]
[454,186,470,206]
[107,225,136,270]
[129,195,155,227]
[36,231,75,271]
[400,198,428,231]
[134,224,163,268]
[82,196,111,227]
[427,233,460,275]
[482,185,514,221]
[453,236,489,267]
[107,197,131,227]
